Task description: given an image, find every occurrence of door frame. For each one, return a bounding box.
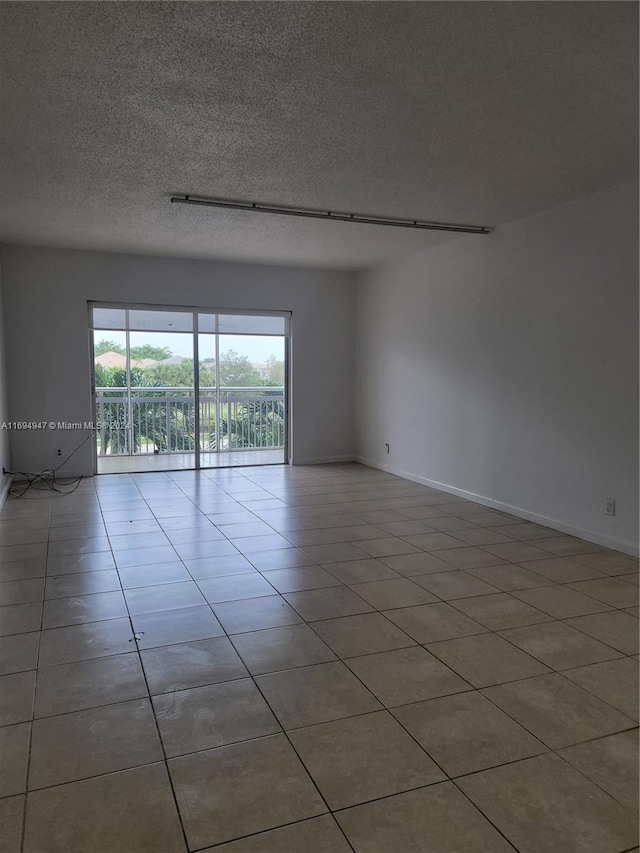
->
[88,301,292,474]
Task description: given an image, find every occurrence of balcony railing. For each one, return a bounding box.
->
[95,386,285,456]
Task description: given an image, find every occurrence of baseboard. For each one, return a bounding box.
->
[293,454,357,466]
[356,455,639,557]
[0,475,12,511]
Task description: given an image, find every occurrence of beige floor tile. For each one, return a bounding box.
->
[0,544,47,565]
[153,678,280,757]
[482,673,636,748]
[519,557,604,583]
[118,562,192,588]
[561,657,639,720]
[620,572,640,585]
[467,562,550,590]
[213,595,303,633]
[289,710,444,809]
[283,586,373,621]
[230,623,336,674]
[573,551,639,576]
[0,722,30,797]
[354,537,421,558]
[23,763,186,853]
[513,585,612,619]
[383,601,487,643]
[29,698,163,789]
[47,538,110,558]
[345,646,469,706]
[141,636,247,693]
[499,621,623,670]
[46,551,116,575]
[436,547,507,569]
[257,566,341,593]
[124,581,207,614]
[379,551,456,576]
[0,559,46,583]
[458,753,638,853]
[184,555,259,581]
[300,542,369,563]
[536,537,604,557]
[244,547,315,571]
[0,795,24,853]
[350,578,437,609]
[558,730,639,814]
[411,570,499,600]
[196,573,277,603]
[256,660,381,728]
[377,520,437,536]
[336,782,515,853]
[482,542,552,562]
[452,527,513,546]
[491,522,556,540]
[0,671,35,725]
[402,532,463,551]
[451,592,552,630]
[233,533,293,554]
[42,590,127,629]
[201,815,352,853]
[393,690,546,776]
[427,632,549,687]
[34,653,147,717]
[38,617,134,665]
[311,612,415,657]
[113,545,181,569]
[568,577,639,608]
[0,602,42,637]
[0,578,44,606]
[565,610,639,655]
[0,632,39,675]
[44,570,121,599]
[169,735,326,849]
[132,605,225,648]
[323,558,399,584]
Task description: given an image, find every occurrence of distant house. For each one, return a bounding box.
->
[94,351,127,368]
[94,352,158,369]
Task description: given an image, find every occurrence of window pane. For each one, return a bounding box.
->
[217,314,287,335]
[92,307,125,330]
[128,310,193,332]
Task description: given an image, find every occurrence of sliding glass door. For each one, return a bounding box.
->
[90,305,289,474]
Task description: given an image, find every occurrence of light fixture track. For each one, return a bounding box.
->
[170,195,492,235]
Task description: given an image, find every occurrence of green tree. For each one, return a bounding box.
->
[265,354,285,386]
[95,339,125,356]
[218,350,261,387]
[130,344,173,362]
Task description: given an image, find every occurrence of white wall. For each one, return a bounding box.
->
[0,247,356,475]
[0,256,11,504]
[356,181,639,555]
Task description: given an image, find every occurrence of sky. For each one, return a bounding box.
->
[94,330,284,362]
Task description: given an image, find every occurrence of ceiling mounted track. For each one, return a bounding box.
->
[170,195,492,235]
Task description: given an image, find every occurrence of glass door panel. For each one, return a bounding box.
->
[127,329,195,466]
[92,305,288,473]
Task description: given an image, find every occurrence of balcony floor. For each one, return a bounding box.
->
[96,449,285,474]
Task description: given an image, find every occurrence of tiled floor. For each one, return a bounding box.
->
[96,449,285,474]
[0,462,637,853]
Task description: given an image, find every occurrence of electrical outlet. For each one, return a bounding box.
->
[605,497,616,516]
[56,449,62,457]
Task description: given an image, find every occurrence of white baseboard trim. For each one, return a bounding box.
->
[293,455,357,466]
[356,455,639,557]
[0,476,12,511]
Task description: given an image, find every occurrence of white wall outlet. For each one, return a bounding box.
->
[605,497,616,516]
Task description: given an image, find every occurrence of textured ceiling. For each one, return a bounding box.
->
[0,1,637,269]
